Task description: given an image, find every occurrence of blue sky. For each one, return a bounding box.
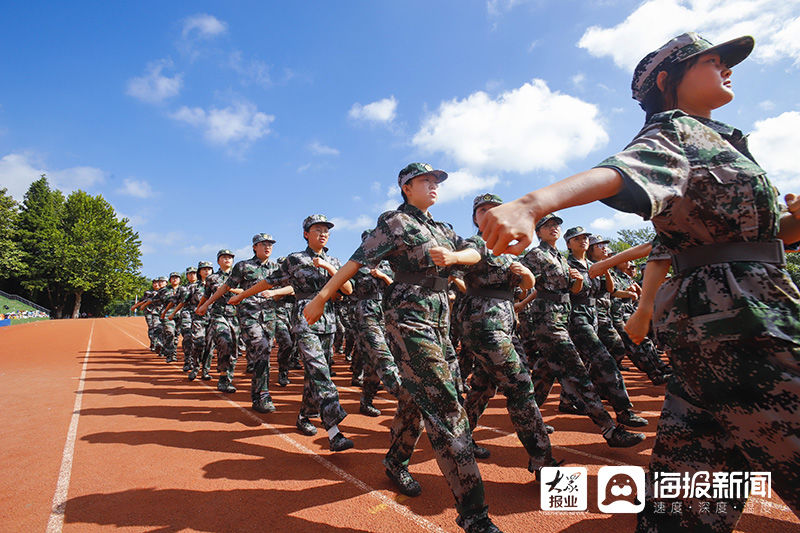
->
[2,1,799,278]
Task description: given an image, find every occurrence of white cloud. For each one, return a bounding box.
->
[412,79,608,173]
[758,100,775,111]
[182,14,227,40]
[578,0,800,71]
[297,163,312,173]
[329,214,375,231]
[487,0,530,18]
[0,152,106,201]
[748,110,800,193]
[309,141,339,156]
[229,50,272,87]
[117,178,153,198]
[126,60,182,104]
[170,101,274,147]
[348,96,397,124]
[571,73,586,88]
[589,211,648,231]
[436,169,500,204]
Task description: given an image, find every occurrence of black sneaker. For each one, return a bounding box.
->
[201,371,212,381]
[252,397,276,413]
[459,515,503,533]
[617,409,649,427]
[544,424,555,434]
[359,402,381,417]
[296,417,317,436]
[217,378,236,393]
[604,426,646,448]
[188,370,197,381]
[472,440,491,459]
[351,376,363,387]
[329,432,354,452]
[529,457,565,482]
[182,363,191,372]
[277,370,289,387]
[385,467,422,497]
[558,402,586,415]
[165,356,176,363]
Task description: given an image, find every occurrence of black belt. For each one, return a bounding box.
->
[355,293,382,301]
[394,271,449,292]
[671,240,785,275]
[570,295,596,306]
[466,286,514,301]
[536,290,570,304]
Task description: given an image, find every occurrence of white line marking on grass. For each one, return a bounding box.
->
[47,320,95,533]
[107,319,447,532]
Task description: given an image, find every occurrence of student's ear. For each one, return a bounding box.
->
[656,71,668,93]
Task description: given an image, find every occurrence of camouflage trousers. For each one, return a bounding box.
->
[383,313,487,527]
[151,315,164,354]
[189,314,212,372]
[353,301,401,401]
[637,336,800,532]
[274,313,294,373]
[461,306,552,469]
[239,315,276,403]
[597,312,627,365]
[161,318,178,360]
[568,311,633,413]
[207,314,239,381]
[179,311,193,365]
[526,302,615,433]
[296,331,347,430]
[145,313,159,350]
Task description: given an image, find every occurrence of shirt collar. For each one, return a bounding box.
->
[399,202,433,222]
[305,245,328,258]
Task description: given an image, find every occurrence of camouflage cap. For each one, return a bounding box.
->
[157,275,168,282]
[564,226,591,243]
[252,233,276,245]
[588,234,610,247]
[276,256,287,263]
[398,162,448,188]
[535,213,563,231]
[197,260,213,270]
[472,192,503,213]
[302,214,334,232]
[216,249,235,259]
[632,32,754,104]
[169,271,182,279]
[185,266,198,273]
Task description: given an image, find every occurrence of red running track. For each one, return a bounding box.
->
[1,317,797,532]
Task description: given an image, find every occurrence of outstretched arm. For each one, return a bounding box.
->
[196,283,231,316]
[588,243,653,278]
[228,279,273,306]
[480,167,624,255]
[303,261,362,325]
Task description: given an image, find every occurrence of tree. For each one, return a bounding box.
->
[0,187,23,279]
[16,176,67,316]
[608,227,656,253]
[786,252,800,287]
[59,191,142,318]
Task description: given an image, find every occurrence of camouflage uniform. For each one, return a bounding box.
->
[275,293,297,373]
[350,261,402,406]
[266,245,348,430]
[175,278,196,369]
[204,267,240,387]
[184,275,211,375]
[141,288,159,351]
[152,283,177,361]
[598,108,800,531]
[227,247,280,408]
[521,239,618,433]
[352,201,488,529]
[566,251,635,414]
[458,233,553,469]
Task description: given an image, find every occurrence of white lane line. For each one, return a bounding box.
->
[47,320,95,533]
[107,319,446,532]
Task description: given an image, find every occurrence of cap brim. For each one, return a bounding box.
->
[566,231,591,242]
[685,35,753,68]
